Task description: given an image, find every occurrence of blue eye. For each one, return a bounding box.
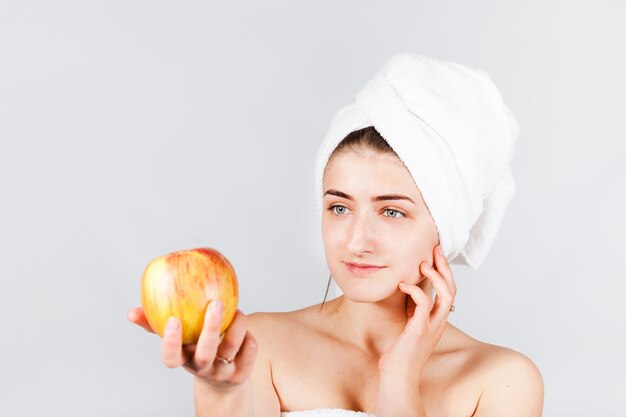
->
[328,205,349,215]
[384,209,406,218]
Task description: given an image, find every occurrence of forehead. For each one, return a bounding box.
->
[323,149,419,198]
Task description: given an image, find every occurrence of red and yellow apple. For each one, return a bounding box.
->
[140,247,238,345]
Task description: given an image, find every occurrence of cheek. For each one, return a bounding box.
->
[390,238,431,279]
[321,219,343,252]
[391,257,421,283]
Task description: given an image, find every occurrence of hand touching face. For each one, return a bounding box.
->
[379,244,457,382]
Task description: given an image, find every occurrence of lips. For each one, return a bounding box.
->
[345,262,385,275]
[346,262,383,268]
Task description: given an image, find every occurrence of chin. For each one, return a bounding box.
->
[336,279,399,303]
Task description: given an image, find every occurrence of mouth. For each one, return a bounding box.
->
[344,262,386,276]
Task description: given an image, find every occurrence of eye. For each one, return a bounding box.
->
[383,208,406,219]
[327,204,350,216]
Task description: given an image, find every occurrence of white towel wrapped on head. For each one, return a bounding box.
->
[315,53,520,269]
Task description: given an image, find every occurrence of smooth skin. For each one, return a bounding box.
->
[128,147,543,416]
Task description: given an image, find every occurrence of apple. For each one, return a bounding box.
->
[141,247,238,345]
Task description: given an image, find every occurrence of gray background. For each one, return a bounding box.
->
[1,1,624,416]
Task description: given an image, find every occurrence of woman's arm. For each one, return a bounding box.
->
[376,372,427,417]
[194,378,255,417]
[472,349,544,417]
[247,312,282,416]
[375,245,455,417]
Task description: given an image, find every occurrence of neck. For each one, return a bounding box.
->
[324,279,435,359]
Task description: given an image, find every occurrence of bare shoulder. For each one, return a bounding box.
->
[470,339,544,417]
[247,310,295,339]
[246,308,320,360]
[246,311,272,334]
[246,310,302,352]
[246,311,276,349]
[477,343,543,382]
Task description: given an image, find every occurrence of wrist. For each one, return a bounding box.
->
[193,378,254,417]
[194,376,250,396]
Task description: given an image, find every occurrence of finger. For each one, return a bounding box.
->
[215,310,248,363]
[398,282,432,328]
[405,291,417,318]
[127,307,155,334]
[420,262,454,326]
[192,300,224,371]
[161,317,185,368]
[230,331,259,385]
[434,245,457,296]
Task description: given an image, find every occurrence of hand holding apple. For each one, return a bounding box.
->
[128,300,259,391]
[128,247,259,392]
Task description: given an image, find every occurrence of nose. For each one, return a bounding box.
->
[346,211,377,256]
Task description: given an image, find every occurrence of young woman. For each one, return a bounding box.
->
[128,54,544,417]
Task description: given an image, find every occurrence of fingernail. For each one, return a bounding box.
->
[437,246,443,256]
[166,317,179,331]
[422,262,431,270]
[399,282,407,287]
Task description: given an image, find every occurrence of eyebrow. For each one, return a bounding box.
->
[323,189,415,204]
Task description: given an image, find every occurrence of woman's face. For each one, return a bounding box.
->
[321,148,439,302]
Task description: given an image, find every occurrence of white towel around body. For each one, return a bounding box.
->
[282,408,375,417]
